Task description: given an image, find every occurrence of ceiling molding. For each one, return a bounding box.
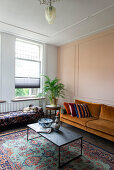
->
[0,20,49,38]
[57,24,114,46]
[51,4,114,37]
[0,29,48,44]
[0,0,113,45]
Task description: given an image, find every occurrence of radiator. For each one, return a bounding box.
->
[0,99,46,113]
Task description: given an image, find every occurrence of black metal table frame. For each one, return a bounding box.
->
[27,127,83,168]
[46,105,61,119]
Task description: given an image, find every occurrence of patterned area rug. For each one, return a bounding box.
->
[0,129,113,170]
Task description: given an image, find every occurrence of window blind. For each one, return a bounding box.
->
[15,39,41,88]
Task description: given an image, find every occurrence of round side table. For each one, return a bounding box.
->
[46,105,61,118]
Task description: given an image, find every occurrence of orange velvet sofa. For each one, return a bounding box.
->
[60,100,114,142]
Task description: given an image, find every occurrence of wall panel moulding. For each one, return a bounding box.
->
[57,28,114,106]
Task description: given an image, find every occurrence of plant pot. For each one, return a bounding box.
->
[50,98,58,107]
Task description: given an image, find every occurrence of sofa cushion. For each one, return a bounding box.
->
[61,114,97,126]
[74,104,90,118]
[64,102,70,114]
[69,103,76,117]
[100,105,114,122]
[86,119,114,136]
[75,100,101,118]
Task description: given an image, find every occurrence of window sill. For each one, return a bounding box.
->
[12,97,45,102]
[0,100,6,103]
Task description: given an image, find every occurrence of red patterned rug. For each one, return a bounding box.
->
[0,129,113,170]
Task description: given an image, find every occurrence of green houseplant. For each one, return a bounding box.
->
[43,75,65,106]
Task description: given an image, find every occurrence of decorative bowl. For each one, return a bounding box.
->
[38,118,53,128]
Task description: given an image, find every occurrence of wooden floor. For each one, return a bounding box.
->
[0,114,114,154]
[47,113,114,154]
[62,122,114,154]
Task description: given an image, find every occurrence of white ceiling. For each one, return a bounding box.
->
[0,0,114,46]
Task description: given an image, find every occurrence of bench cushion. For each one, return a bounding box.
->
[0,110,44,128]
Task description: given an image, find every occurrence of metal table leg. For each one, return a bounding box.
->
[50,110,51,118]
[58,138,83,168]
[27,128,29,141]
[55,110,56,116]
[58,147,60,168]
[46,110,48,118]
[81,138,83,155]
[27,128,41,141]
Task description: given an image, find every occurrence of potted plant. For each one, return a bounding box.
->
[42,75,65,106]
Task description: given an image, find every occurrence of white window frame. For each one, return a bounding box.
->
[15,38,43,99]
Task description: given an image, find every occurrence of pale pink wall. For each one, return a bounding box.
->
[58,28,114,106]
[58,43,76,103]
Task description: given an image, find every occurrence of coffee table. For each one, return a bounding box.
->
[27,123,83,168]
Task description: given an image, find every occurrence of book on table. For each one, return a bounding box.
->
[29,123,52,133]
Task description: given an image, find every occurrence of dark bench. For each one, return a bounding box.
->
[0,106,44,129]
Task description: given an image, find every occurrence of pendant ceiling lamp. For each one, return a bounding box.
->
[38,0,62,24]
[45,4,56,24]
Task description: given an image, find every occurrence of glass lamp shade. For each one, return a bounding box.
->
[45,6,56,24]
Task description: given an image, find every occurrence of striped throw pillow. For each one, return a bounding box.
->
[69,103,76,117]
[74,104,90,118]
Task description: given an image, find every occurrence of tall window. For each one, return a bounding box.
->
[15,39,42,97]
